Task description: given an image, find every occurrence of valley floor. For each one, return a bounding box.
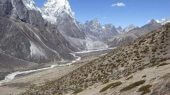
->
[0,49,111,95]
[0,62,83,95]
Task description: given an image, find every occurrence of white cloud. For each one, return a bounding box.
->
[112,2,126,7]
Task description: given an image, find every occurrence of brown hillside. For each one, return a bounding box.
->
[22,23,170,95]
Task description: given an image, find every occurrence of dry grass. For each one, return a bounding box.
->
[157,63,170,67]
[120,80,145,92]
[138,84,152,95]
[100,81,122,93]
[126,75,133,80]
[22,24,170,95]
[73,88,83,94]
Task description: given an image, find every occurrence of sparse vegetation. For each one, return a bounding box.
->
[142,75,146,78]
[100,81,122,92]
[157,63,170,67]
[138,84,152,95]
[22,24,170,95]
[120,80,145,92]
[126,75,133,80]
[73,88,83,94]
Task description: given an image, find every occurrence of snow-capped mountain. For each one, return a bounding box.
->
[116,25,137,34]
[0,0,165,63]
[82,19,118,40]
[78,19,120,50]
[41,0,73,23]
[0,0,80,63]
[41,0,86,50]
[156,19,170,25]
[123,24,137,32]
[107,19,162,47]
[116,26,123,34]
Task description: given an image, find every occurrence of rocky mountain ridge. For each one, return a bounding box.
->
[107,19,162,47]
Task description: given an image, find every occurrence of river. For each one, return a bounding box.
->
[0,48,115,86]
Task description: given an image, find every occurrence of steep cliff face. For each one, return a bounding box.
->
[0,0,78,63]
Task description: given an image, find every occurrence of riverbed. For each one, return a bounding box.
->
[0,48,114,95]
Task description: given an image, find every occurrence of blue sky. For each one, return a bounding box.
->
[35,0,170,27]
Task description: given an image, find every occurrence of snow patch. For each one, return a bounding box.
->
[30,41,46,57]
[22,0,40,11]
[41,0,74,23]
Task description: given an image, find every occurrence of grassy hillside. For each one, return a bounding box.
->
[22,23,170,95]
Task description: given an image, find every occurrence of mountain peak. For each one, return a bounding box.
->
[123,24,137,32]
[41,0,74,23]
[87,18,100,24]
[148,19,158,24]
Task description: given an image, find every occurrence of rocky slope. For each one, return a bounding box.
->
[0,0,81,63]
[22,23,170,95]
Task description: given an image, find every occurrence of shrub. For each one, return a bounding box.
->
[126,75,133,80]
[120,80,145,92]
[142,75,146,78]
[157,63,169,67]
[100,81,122,92]
[138,84,152,95]
[73,88,83,94]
